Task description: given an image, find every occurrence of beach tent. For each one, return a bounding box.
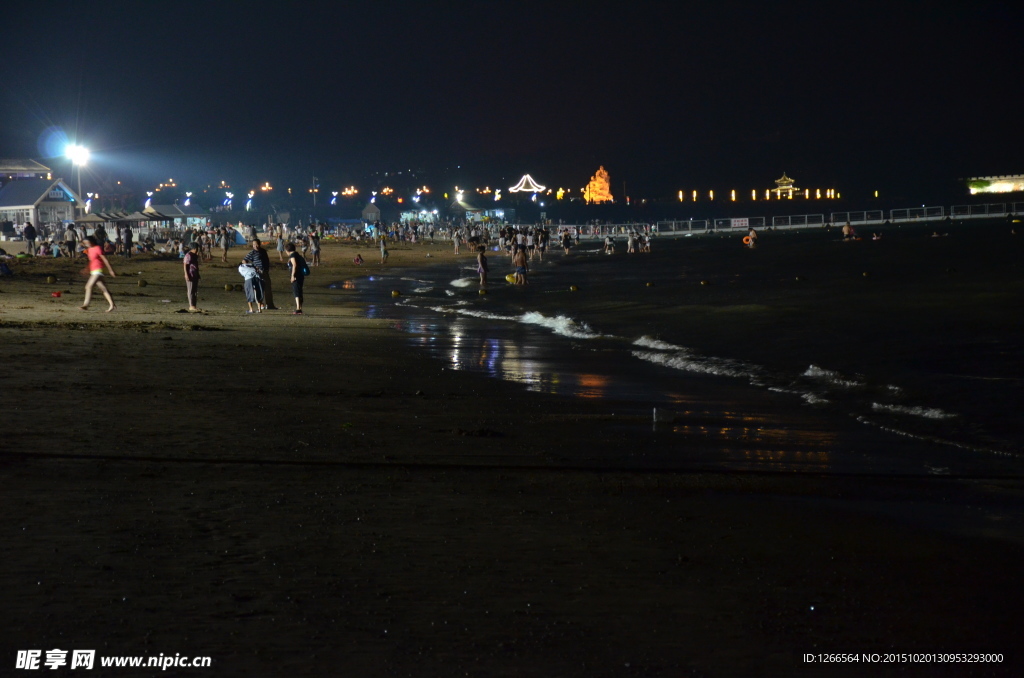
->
[75,212,108,224]
[233,228,247,245]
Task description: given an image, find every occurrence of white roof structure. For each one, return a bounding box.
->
[509,174,546,193]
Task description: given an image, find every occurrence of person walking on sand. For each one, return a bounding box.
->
[80,236,116,312]
[220,227,231,262]
[309,231,321,267]
[286,242,306,314]
[380,236,389,265]
[183,240,201,312]
[276,230,286,262]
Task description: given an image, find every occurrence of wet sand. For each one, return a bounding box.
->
[1,238,1022,676]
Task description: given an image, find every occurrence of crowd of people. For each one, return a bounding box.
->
[5,216,662,314]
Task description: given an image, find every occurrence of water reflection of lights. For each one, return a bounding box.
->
[575,374,609,399]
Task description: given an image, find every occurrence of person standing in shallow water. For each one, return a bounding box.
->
[477,248,489,286]
[80,236,116,312]
[512,244,528,285]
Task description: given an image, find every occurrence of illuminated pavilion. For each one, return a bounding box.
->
[771,172,801,199]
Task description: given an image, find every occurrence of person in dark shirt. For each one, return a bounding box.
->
[23,222,37,255]
[246,238,277,310]
[183,241,201,312]
[242,239,266,309]
[286,242,306,314]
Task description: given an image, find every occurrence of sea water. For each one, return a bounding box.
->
[331,221,1024,477]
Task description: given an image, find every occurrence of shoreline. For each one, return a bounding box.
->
[2,237,1023,675]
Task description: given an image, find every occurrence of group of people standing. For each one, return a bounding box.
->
[184,235,307,315]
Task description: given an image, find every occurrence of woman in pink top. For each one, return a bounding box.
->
[80,236,116,312]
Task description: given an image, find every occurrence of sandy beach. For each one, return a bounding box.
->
[2,236,1022,676]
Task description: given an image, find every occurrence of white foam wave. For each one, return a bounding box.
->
[802,393,830,405]
[449,278,477,288]
[871,403,956,420]
[769,386,803,395]
[633,336,686,351]
[520,312,603,339]
[456,309,518,321]
[632,350,756,379]
[803,365,863,388]
[413,287,434,294]
[855,416,1010,456]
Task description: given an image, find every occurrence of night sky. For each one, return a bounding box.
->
[3,1,1022,203]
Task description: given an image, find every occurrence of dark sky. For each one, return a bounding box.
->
[3,1,1022,201]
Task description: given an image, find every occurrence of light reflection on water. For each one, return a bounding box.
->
[408,319,613,398]
[346,293,849,468]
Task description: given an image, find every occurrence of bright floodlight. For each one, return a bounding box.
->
[65,144,90,166]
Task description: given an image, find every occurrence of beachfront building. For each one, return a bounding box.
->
[771,172,801,199]
[0,159,52,189]
[0,177,79,227]
[449,199,484,221]
[144,204,210,229]
[362,203,381,222]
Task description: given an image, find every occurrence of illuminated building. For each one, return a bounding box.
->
[771,172,800,199]
[583,166,613,204]
[967,175,1024,194]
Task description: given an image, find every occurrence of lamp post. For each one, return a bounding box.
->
[65,144,90,215]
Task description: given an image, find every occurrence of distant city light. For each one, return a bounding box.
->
[730,190,736,201]
[692,190,698,201]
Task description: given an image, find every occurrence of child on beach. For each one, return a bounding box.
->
[477,249,489,286]
[80,236,117,312]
